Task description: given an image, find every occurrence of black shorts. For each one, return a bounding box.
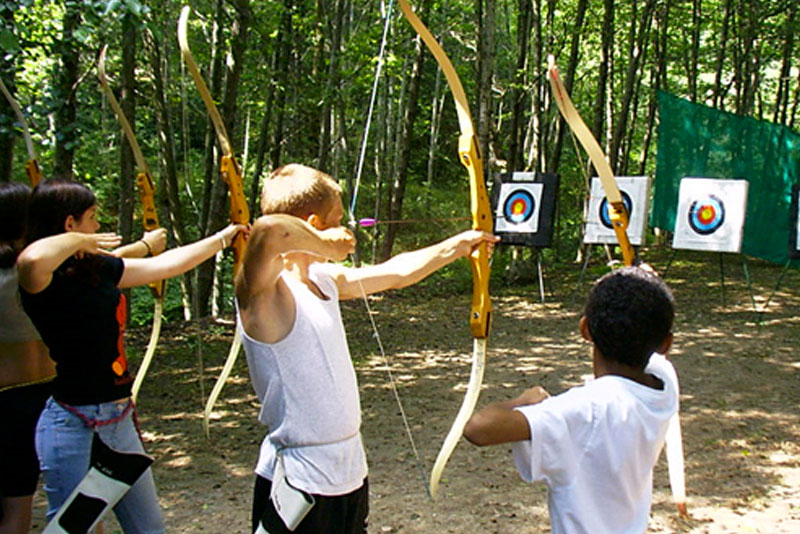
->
[252,474,368,534]
[0,380,52,497]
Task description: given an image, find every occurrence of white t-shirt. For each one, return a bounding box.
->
[512,354,679,534]
[239,264,367,496]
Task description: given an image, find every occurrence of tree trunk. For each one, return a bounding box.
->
[548,0,587,173]
[53,2,81,180]
[712,0,734,108]
[145,25,194,319]
[508,0,530,173]
[196,0,251,318]
[117,14,136,244]
[477,0,494,175]
[379,0,429,262]
[0,7,17,183]
[609,0,655,172]
[772,7,794,125]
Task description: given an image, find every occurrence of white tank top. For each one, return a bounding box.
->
[239,264,367,495]
[0,266,41,343]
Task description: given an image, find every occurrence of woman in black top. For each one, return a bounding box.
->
[17,179,246,533]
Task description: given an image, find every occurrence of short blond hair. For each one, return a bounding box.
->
[260,164,342,219]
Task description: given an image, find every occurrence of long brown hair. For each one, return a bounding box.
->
[27,178,104,282]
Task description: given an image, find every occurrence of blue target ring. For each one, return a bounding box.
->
[688,195,726,235]
[599,191,633,229]
[503,190,536,225]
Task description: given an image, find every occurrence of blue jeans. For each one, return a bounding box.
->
[36,397,165,534]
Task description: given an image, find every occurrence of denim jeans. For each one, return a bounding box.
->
[36,397,165,534]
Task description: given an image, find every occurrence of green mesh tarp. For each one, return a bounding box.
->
[651,91,800,266]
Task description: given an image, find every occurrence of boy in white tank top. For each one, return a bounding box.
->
[236,163,498,534]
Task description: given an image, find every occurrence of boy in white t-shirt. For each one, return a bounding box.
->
[464,267,679,534]
[236,163,498,534]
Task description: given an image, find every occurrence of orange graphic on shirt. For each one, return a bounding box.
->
[112,294,128,377]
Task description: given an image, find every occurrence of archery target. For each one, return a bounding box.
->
[496,184,542,232]
[492,172,559,247]
[688,195,725,235]
[672,177,749,253]
[584,176,651,246]
[790,185,800,258]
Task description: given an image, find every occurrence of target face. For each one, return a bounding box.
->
[492,172,558,247]
[673,177,749,253]
[599,191,633,229]
[495,183,542,234]
[688,195,726,235]
[584,176,651,246]
[503,190,536,224]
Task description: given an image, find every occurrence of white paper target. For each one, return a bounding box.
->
[672,177,749,253]
[495,182,544,234]
[584,176,651,246]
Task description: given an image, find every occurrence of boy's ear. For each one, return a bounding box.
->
[306,213,323,230]
[656,332,673,355]
[579,316,592,342]
[64,215,78,232]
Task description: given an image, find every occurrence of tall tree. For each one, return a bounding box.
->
[53,0,81,179]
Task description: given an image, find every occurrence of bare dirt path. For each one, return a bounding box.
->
[31,251,800,533]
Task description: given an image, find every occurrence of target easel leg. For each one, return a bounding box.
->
[740,255,759,316]
[577,244,592,288]
[719,253,726,306]
[536,250,545,303]
[661,248,679,280]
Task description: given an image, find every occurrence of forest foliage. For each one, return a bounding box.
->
[1,0,798,323]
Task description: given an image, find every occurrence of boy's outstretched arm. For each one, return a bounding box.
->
[329,229,498,299]
[464,386,550,446]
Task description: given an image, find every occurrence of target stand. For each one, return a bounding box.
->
[754,185,800,319]
[492,172,559,302]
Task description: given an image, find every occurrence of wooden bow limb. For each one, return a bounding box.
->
[98,45,167,404]
[398,0,493,500]
[178,5,251,437]
[547,56,635,267]
[547,55,687,516]
[0,76,42,186]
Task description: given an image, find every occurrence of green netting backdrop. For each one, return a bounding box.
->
[651,91,800,266]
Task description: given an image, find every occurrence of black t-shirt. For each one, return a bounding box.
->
[21,255,133,405]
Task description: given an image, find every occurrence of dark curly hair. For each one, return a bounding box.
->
[584,267,675,369]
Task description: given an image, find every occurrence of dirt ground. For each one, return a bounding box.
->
[31,249,800,533]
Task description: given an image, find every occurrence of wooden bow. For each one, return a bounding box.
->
[547,55,687,516]
[98,45,166,405]
[398,0,493,500]
[0,76,42,186]
[178,5,251,437]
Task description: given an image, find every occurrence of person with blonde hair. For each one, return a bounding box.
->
[238,163,498,534]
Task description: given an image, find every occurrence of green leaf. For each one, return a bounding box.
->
[0,28,19,53]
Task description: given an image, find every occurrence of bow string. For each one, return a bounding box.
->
[398,0,493,500]
[178,5,251,438]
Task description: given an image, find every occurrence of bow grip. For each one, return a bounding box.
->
[135,171,166,299]
[220,155,250,275]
